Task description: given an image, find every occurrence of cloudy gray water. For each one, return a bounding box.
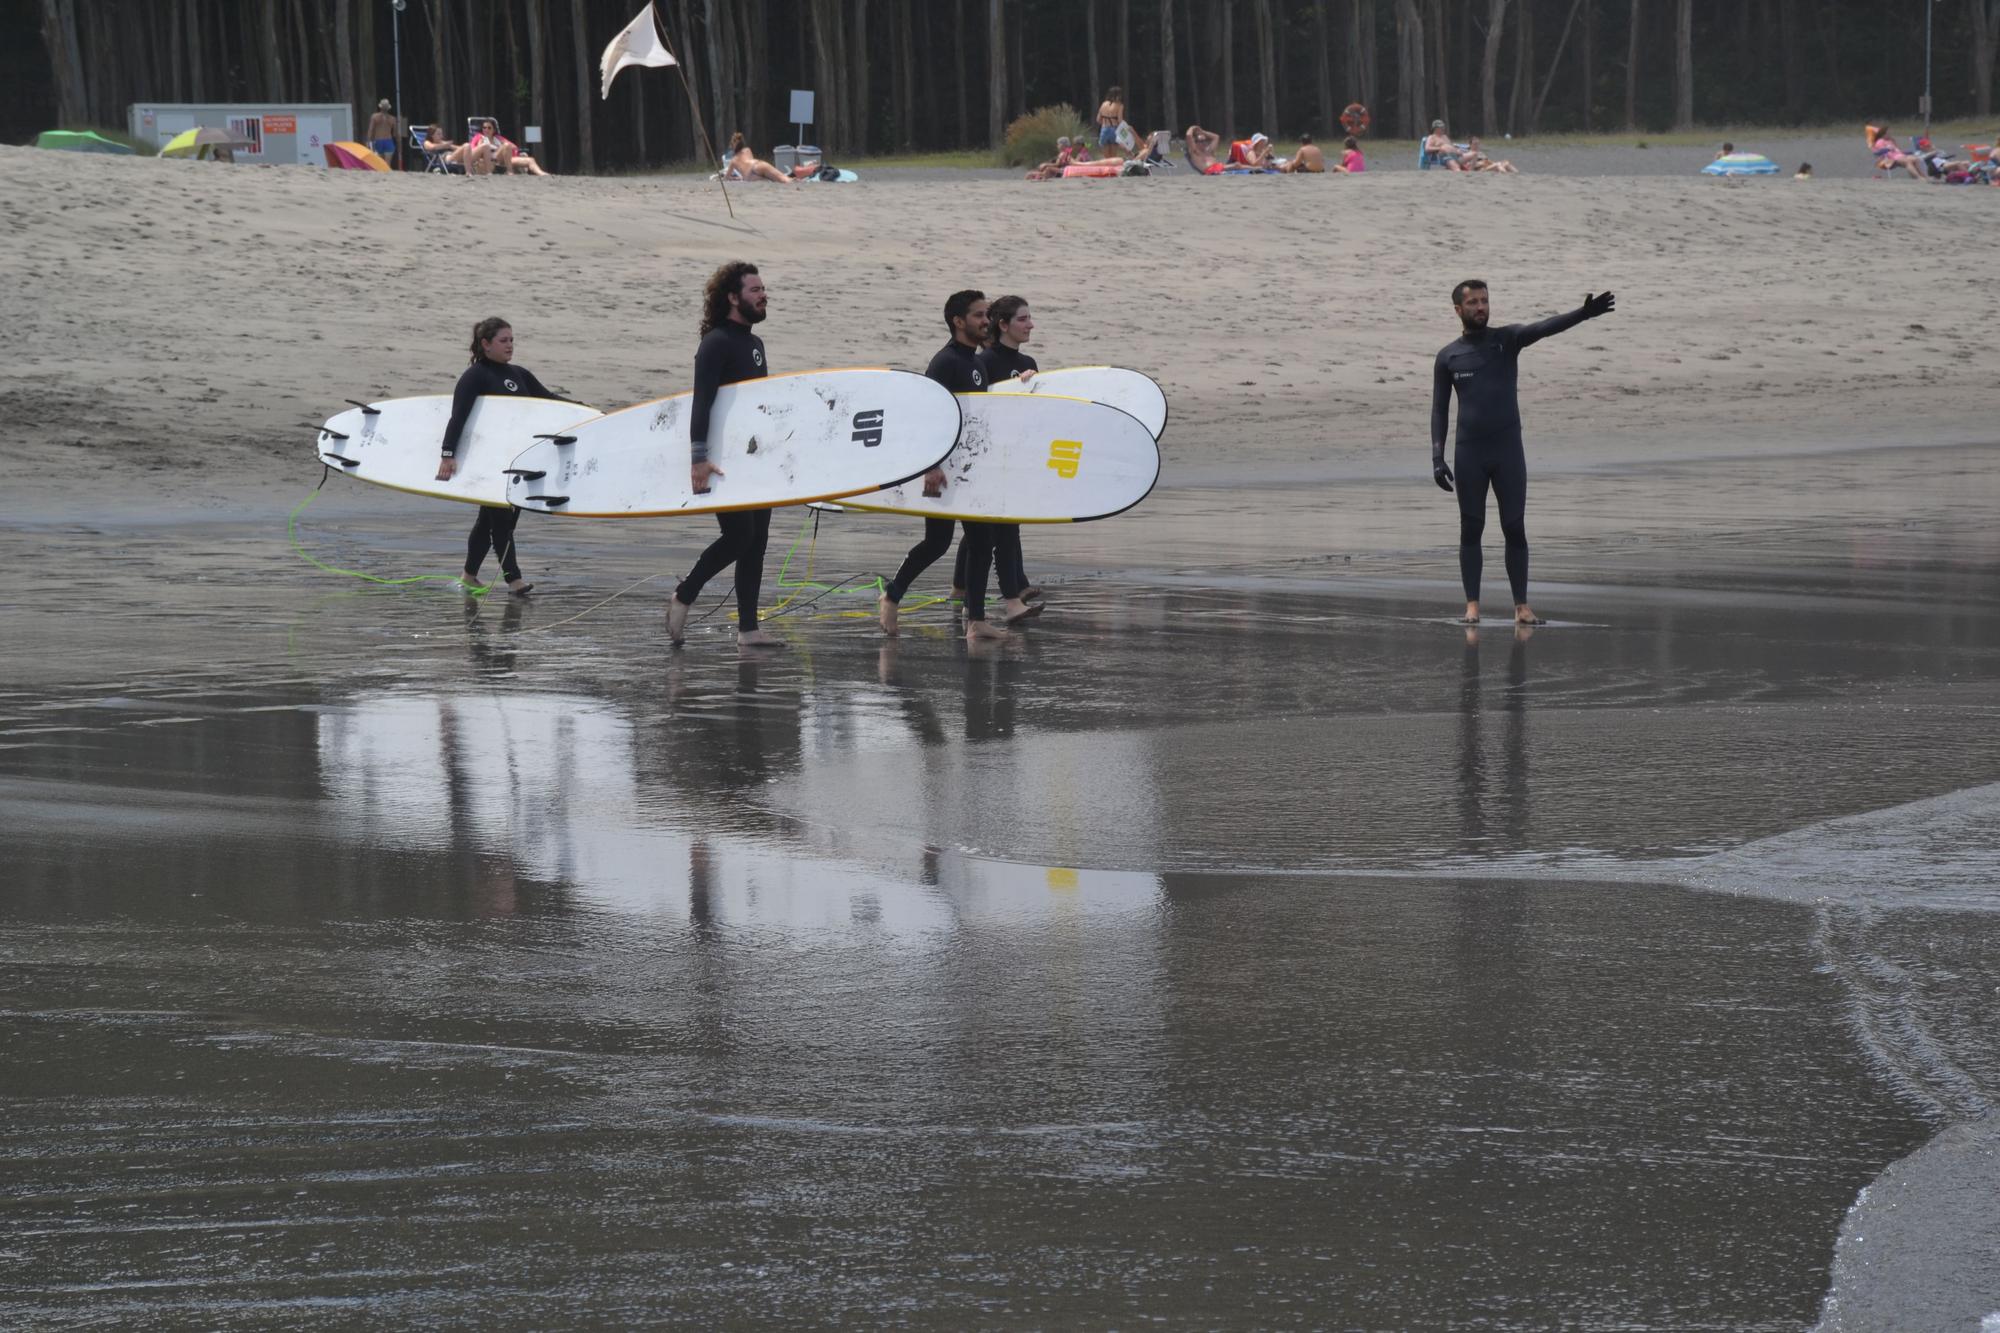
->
[4,451,2000,1328]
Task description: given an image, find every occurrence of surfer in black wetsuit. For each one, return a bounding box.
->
[969,294,1042,604]
[1430,280,1615,625]
[667,262,781,648]
[435,316,560,596]
[878,290,1031,641]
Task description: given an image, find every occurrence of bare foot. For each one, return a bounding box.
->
[949,585,966,601]
[666,597,690,645]
[737,628,785,648]
[878,594,899,637]
[965,619,1008,642]
[1463,600,1481,624]
[1514,604,1545,626]
[506,578,534,597]
[1002,598,1042,623]
[1020,585,1044,601]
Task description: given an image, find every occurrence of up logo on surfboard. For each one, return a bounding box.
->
[1047,439,1083,478]
[851,408,885,448]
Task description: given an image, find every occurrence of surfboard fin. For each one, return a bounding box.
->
[532,433,578,445]
[321,453,361,468]
[342,400,381,415]
[503,468,546,480]
[320,428,349,441]
[522,494,569,507]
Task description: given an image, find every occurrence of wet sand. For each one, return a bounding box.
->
[5,144,2000,1327]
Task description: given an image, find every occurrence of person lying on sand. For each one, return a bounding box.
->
[1464,137,1519,173]
[1280,135,1326,173]
[725,132,798,184]
[1184,124,1226,175]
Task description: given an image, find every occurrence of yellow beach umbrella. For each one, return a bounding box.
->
[161,126,253,159]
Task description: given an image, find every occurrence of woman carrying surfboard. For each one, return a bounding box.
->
[667,262,782,649]
[973,295,1041,603]
[435,316,558,596]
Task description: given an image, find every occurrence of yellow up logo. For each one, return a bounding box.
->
[1047,439,1082,478]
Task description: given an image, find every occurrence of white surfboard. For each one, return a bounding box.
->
[316,395,601,507]
[840,392,1160,524]
[506,368,961,518]
[988,366,1168,440]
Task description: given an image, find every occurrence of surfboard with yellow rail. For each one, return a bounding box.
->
[838,392,1160,523]
[987,366,1168,440]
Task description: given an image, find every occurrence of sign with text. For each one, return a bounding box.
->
[263,114,296,134]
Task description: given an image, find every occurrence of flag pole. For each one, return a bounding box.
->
[654,9,733,219]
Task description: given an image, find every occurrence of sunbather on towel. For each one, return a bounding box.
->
[726,132,797,184]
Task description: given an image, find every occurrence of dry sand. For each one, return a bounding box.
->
[0,142,1990,553]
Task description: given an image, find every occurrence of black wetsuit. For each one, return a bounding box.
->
[443,357,558,584]
[964,343,1038,593]
[884,341,1021,622]
[675,321,771,630]
[1430,305,1590,606]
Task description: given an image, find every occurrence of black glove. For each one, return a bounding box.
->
[1583,290,1616,318]
[1433,457,1454,492]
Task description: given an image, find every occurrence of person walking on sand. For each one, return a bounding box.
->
[1096,86,1129,152]
[667,262,782,649]
[1429,281,1615,626]
[878,290,1030,641]
[435,317,562,597]
[367,99,398,166]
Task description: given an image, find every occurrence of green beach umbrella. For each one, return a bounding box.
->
[35,130,134,155]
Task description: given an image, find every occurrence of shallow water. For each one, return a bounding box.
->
[5,456,2000,1327]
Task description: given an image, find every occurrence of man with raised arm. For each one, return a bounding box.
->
[1430,281,1615,626]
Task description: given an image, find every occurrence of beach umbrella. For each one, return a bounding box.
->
[35,130,134,154]
[1703,152,1780,177]
[160,127,253,159]
[323,141,391,172]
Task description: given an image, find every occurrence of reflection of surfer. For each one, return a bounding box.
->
[970,295,1042,604]
[668,262,781,649]
[1429,281,1615,626]
[436,316,557,596]
[879,289,1025,642]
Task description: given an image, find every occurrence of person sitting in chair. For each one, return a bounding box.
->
[471,119,549,176]
[1424,120,1465,171]
[1228,132,1274,169]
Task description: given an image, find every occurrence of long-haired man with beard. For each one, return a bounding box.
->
[668,261,782,648]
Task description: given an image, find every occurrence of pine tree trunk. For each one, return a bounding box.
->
[953,0,967,147]
[1624,0,1642,129]
[526,0,546,164]
[1222,4,1235,133]
[741,0,768,152]
[1086,0,1099,117]
[987,0,1005,146]
[1428,0,1448,132]
[335,0,357,129]
[1506,0,1529,133]
[1673,0,1692,129]
[1315,1,1334,135]
[568,0,593,172]
[1394,0,1425,138]
[1253,0,1277,135]
[1530,0,1585,133]
[1580,0,1594,128]
[1970,0,2000,120]
[1480,0,1507,136]
[1118,0,1130,91]
[1160,0,1179,131]
[852,0,873,151]
[259,0,284,100]
[186,0,205,103]
[37,0,90,126]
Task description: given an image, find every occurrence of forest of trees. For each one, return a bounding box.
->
[12,1,2000,173]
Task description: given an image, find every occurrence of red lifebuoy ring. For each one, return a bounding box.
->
[1340,103,1371,136]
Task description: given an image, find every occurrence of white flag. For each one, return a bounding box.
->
[600,3,676,100]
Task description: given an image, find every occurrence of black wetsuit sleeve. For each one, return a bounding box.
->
[1430,350,1453,463]
[689,332,724,464]
[511,366,558,401]
[440,364,486,457]
[1509,304,1590,351]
